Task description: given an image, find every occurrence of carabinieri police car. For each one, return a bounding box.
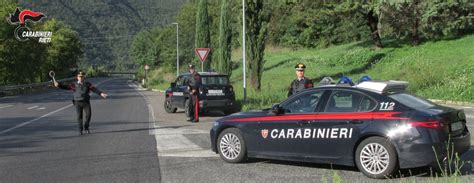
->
[210,79,470,178]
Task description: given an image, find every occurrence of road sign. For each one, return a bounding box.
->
[144,64,150,70]
[195,48,210,63]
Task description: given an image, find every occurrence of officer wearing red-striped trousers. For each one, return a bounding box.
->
[187,64,201,123]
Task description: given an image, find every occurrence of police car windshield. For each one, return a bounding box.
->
[201,76,229,85]
[388,92,436,110]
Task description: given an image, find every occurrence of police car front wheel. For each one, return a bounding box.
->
[355,137,398,179]
[218,128,247,163]
[164,97,177,113]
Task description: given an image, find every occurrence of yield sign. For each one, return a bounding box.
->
[195,48,210,63]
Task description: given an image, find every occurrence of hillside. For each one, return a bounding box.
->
[18,0,187,70]
[225,35,474,110]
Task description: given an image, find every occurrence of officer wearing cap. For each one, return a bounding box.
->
[54,71,108,135]
[287,63,313,97]
[187,64,201,122]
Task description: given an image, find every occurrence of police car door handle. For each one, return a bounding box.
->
[297,120,311,125]
[348,120,363,124]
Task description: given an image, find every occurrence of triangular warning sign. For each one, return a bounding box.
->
[195,48,210,63]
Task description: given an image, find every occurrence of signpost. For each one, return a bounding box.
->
[144,64,150,88]
[195,48,210,72]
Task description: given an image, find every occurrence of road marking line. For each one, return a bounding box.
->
[0,104,72,135]
[36,107,46,110]
[27,106,38,109]
[0,104,14,109]
[152,128,217,158]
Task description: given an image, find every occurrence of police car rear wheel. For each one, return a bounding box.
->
[218,128,247,163]
[356,137,398,179]
[164,97,177,113]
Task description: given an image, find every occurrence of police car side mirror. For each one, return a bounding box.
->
[271,104,283,115]
[170,82,176,87]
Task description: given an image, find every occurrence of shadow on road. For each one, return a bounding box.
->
[243,145,474,179]
[94,125,193,134]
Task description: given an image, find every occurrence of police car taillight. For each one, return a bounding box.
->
[408,120,443,129]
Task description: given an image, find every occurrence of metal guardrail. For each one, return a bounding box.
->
[0,77,74,96]
[102,71,137,75]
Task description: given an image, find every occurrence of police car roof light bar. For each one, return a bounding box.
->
[355,80,408,94]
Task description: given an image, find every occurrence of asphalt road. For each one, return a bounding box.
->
[1,77,474,182]
[0,78,161,182]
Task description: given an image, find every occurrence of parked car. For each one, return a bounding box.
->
[210,80,470,178]
[164,72,237,115]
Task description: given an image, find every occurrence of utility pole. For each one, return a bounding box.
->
[242,0,247,101]
[172,23,179,76]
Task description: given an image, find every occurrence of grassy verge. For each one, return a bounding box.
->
[146,68,176,91]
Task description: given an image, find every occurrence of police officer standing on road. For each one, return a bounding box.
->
[288,63,314,97]
[187,64,201,123]
[54,71,108,135]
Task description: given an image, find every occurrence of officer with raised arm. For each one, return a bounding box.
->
[54,71,107,135]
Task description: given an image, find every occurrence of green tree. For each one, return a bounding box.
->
[380,0,425,45]
[421,1,473,39]
[195,0,212,71]
[245,0,268,90]
[266,1,370,48]
[0,0,17,85]
[217,0,232,76]
[130,28,161,68]
[40,19,83,80]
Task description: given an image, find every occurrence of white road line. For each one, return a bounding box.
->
[152,128,216,157]
[27,106,38,110]
[131,82,216,158]
[0,104,14,109]
[0,104,72,135]
[36,107,46,110]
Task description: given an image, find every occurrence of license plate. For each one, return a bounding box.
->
[451,121,463,131]
[208,90,223,94]
[207,89,224,96]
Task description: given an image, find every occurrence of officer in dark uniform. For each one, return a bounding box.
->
[187,64,201,122]
[287,63,313,97]
[54,71,108,135]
